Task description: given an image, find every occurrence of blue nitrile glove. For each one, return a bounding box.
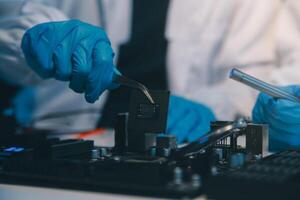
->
[12,87,36,126]
[167,96,216,143]
[252,85,300,152]
[21,20,119,103]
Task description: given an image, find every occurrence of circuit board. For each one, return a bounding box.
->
[0,90,291,199]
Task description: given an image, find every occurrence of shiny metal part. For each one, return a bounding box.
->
[180,118,247,157]
[230,68,300,103]
[113,74,155,104]
[199,118,247,142]
[173,167,183,185]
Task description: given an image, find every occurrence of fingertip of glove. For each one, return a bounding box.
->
[85,95,97,104]
[84,89,103,103]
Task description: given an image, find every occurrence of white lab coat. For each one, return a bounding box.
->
[0,0,300,131]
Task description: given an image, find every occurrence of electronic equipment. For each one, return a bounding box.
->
[206,149,300,200]
[0,90,296,199]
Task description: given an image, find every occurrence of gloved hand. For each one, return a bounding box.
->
[12,87,36,126]
[167,96,216,143]
[252,85,300,152]
[21,20,118,103]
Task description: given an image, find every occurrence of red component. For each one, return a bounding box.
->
[76,128,107,139]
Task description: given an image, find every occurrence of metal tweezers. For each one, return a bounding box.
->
[113,74,155,104]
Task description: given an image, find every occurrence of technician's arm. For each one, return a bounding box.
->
[0,1,68,86]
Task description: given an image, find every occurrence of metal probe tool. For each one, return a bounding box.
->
[113,74,155,104]
[178,118,247,157]
[229,68,300,103]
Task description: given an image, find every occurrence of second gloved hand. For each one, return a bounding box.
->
[252,85,300,152]
[21,20,118,103]
[167,96,216,143]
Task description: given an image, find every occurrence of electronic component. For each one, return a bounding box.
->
[245,123,269,157]
[206,150,300,200]
[156,135,177,149]
[114,113,129,153]
[0,118,271,198]
[128,90,169,133]
[136,103,159,119]
[127,90,169,151]
[2,89,296,199]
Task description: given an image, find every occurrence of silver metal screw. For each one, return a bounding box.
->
[162,148,171,157]
[91,149,100,160]
[174,167,183,185]
[191,174,202,188]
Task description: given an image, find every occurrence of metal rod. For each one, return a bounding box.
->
[178,118,247,157]
[229,68,300,103]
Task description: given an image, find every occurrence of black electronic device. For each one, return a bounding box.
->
[0,90,295,199]
[206,149,300,200]
[126,90,170,151]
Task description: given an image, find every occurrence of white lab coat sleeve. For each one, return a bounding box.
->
[270,0,300,86]
[180,0,300,120]
[0,1,68,86]
[181,69,264,120]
